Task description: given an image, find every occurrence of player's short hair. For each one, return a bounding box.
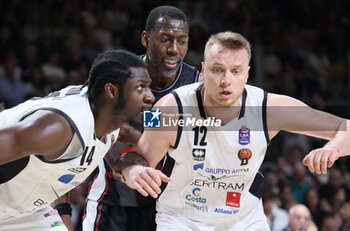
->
[145,5,188,34]
[204,31,252,62]
[86,49,146,103]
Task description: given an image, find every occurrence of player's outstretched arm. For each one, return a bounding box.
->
[133,93,179,167]
[120,93,178,197]
[267,93,348,174]
[0,110,73,165]
[104,123,148,175]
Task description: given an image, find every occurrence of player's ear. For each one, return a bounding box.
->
[201,61,205,74]
[105,83,119,100]
[141,31,149,48]
[245,66,250,83]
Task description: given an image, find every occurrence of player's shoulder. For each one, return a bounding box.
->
[245,84,264,93]
[153,82,201,108]
[173,81,202,96]
[181,62,198,73]
[244,84,306,107]
[179,62,200,83]
[266,92,306,107]
[154,92,178,107]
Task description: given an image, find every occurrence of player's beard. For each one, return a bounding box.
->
[156,63,179,78]
[114,87,126,111]
[114,92,143,125]
[149,53,179,78]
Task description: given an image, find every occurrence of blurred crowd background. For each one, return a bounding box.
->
[0,0,349,230]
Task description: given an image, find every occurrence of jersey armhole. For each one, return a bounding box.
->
[25,108,85,163]
[262,91,270,144]
[170,91,183,149]
[194,70,200,82]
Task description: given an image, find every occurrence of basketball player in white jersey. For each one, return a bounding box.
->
[120,31,350,230]
[0,49,154,231]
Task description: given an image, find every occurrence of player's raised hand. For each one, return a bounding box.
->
[302,148,340,174]
[121,165,171,198]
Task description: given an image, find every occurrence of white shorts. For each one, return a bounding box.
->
[0,206,68,231]
[156,200,270,231]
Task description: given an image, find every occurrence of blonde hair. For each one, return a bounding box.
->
[204,31,251,62]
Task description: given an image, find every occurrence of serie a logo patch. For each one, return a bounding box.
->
[239,126,250,145]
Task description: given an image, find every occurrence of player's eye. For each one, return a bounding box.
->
[232,69,241,75]
[213,67,222,73]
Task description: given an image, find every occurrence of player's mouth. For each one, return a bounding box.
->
[141,103,153,113]
[219,90,232,99]
[163,59,179,69]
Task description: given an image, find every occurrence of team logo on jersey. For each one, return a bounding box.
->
[58,174,75,184]
[44,209,59,217]
[51,221,64,227]
[193,163,204,171]
[70,181,80,186]
[143,109,161,128]
[226,192,241,207]
[33,198,47,207]
[185,188,208,212]
[185,188,207,203]
[197,173,239,182]
[238,148,252,166]
[68,167,86,174]
[111,134,116,144]
[192,148,206,161]
[192,187,201,197]
[214,208,239,215]
[239,126,250,145]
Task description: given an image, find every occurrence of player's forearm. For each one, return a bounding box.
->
[112,151,150,173]
[53,193,74,231]
[60,214,75,231]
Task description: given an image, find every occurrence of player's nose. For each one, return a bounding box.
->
[145,88,155,104]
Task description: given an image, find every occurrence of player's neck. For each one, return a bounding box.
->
[150,72,177,90]
[202,88,241,125]
[90,100,121,139]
